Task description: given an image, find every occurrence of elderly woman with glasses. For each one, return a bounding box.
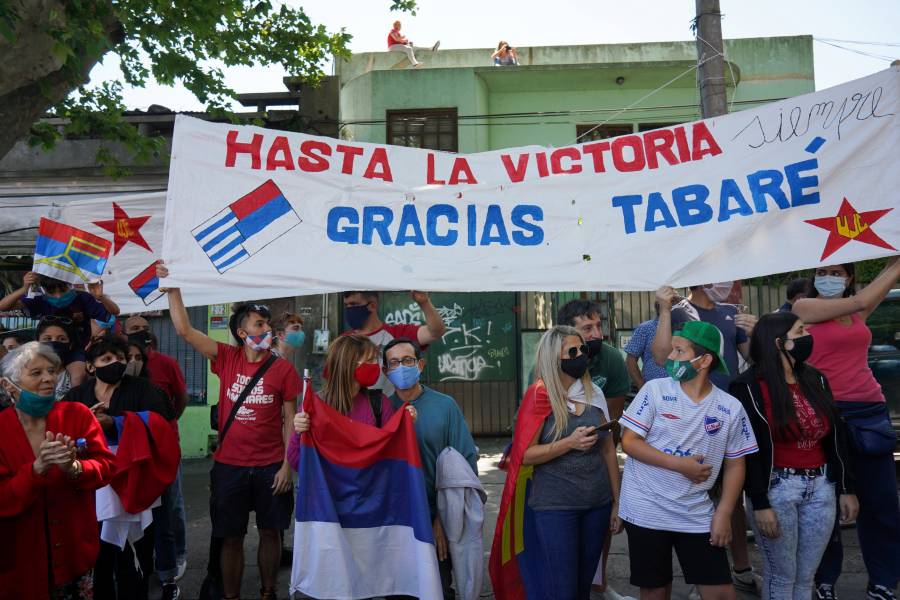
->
[0,342,115,600]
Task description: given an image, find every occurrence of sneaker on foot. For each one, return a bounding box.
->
[414,62,424,68]
[816,583,838,600]
[868,584,898,600]
[174,558,187,581]
[161,583,181,600]
[432,40,441,52]
[732,566,761,594]
[687,585,701,600]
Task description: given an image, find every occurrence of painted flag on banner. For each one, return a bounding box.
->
[128,260,164,306]
[60,192,166,314]
[192,179,300,273]
[290,392,442,600]
[33,217,112,284]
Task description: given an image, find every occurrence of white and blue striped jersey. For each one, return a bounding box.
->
[618,377,758,533]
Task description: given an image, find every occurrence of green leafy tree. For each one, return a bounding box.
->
[0,0,414,172]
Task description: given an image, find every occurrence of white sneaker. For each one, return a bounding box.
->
[688,586,701,600]
[174,558,187,581]
[596,588,636,600]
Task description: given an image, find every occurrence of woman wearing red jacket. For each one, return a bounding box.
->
[0,341,115,600]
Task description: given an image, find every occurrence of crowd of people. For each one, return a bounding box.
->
[0,255,897,600]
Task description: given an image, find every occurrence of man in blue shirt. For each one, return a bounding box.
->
[624,304,668,389]
[384,337,479,600]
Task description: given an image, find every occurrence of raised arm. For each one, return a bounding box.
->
[158,263,218,360]
[0,271,37,311]
[411,291,447,345]
[625,354,644,390]
[793,257,900,324]
[651,286,677,366]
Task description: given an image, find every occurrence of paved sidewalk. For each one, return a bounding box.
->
[155,437,893,599]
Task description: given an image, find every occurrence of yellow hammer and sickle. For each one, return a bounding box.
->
[116,219,132,239]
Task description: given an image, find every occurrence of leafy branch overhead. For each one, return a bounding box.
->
[0,0,416,174]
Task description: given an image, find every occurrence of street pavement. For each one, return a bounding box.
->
[153,437,895,599]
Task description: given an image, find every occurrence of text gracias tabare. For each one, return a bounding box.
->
[223,122,822,246]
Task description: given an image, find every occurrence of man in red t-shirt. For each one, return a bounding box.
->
[161,265,299,600]
[342,290,446,395]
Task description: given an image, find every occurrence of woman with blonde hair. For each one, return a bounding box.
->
[489,326,622,600]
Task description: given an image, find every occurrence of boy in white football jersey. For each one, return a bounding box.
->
[619,320,758,600]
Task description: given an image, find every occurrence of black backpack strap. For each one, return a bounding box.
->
[218,354,278,449]
[367,388,383,428]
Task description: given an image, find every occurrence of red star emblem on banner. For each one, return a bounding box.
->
[93,202,152,255]
[805,198,895,261]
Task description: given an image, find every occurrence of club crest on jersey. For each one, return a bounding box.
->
[704,415,723,436]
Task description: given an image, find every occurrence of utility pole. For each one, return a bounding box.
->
[695,0,728,118]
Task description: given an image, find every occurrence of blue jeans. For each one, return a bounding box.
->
[747,471,836,600]
[533,505,612,600]
[154,465,185,582]
[816,402,900,588]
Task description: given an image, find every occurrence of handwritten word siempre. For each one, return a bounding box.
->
[612,155,820,235]
[327,204,544,247]
[223,122,723,184]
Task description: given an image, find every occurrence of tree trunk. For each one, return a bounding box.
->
[0,0,119,160]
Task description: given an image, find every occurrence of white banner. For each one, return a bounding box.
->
[60,192,167,314]
[163,68,900,306]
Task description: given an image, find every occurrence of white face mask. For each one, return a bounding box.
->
[704,281,734,303]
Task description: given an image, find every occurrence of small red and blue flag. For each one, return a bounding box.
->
[128,260,164,306]
[191,180,301,273]
[33,217,112,284]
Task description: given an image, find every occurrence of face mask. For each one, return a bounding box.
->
[45,289,76,308]
[704,282,734,303]
[344,305,371,330]
[666,355,704,382]
[14,387,57,417]
[128,330,152,348]
[125,361,143,377]
[284,330,306,348]
[560,353,590,379]
[42,341,71,362]
[781,334,814,366]
[94,361,127,384]
[245,331,273,351]
[354,362,381,388]
[585,338,604,359]
[95,316,115,331]
[814,275,847,298]
[387,364,421,390]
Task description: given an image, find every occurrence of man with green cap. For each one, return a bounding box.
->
[617,320,758,600]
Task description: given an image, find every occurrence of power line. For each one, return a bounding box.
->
[814,38,898,61]
[816,37,900,48]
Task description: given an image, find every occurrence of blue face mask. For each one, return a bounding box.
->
[386,364,421,390]
[344,304,371,330]
[45,289,76,308]
[284,330,306,348]
[15,388,56,417]
[814,275,847,298]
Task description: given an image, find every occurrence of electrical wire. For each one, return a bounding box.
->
[816,37,900,47]
[814,38,898,61]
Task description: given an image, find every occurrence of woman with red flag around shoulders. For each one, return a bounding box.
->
[490,325,622,600]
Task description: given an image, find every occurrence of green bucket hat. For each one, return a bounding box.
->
[673,320,730,376]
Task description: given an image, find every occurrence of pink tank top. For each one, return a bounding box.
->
[808,313,884,403]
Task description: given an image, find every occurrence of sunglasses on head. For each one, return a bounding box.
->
[40,316,73,326]
[567,344,588,359]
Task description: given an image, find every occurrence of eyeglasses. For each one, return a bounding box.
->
[566,345,588,359]
[387,357,419,369]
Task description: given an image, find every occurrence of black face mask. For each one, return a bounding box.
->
[128,330,152,348]
[586,338,604,359]
[783,334,814,365]
[560,353,590,379]
[94,361,127,384]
